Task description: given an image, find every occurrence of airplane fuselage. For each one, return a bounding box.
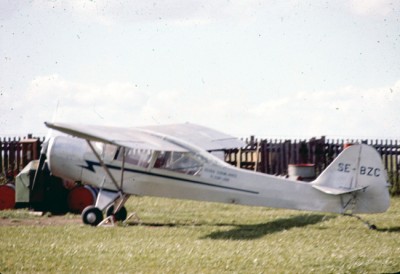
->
[47,135,389,215]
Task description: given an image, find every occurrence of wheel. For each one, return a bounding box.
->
[82,206,103,226]
[106,205,128,222]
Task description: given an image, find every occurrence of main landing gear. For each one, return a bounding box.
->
[82,205,128,226]
[81,189,131,226]
[81,141,141,227]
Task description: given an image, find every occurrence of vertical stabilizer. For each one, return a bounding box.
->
[312,144,390,213]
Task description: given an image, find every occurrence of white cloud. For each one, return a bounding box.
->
[248,82,400,139]
[2,74,400,140]
[11,74,151,134]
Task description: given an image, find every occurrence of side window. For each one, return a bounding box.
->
[118,148,152,168]
[154,151,170,168]
[155,151,203,175]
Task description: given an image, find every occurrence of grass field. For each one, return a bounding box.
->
[1,197,400,273]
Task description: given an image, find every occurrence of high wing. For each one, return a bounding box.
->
[138,123,245,151]
[44,122,245,152]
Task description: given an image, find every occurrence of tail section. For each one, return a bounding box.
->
[312,144,390,213]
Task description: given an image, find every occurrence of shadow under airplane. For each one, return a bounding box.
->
[125,214,335,240]
[202,214,335,240]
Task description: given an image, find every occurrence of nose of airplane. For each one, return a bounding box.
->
[47,135,86,181]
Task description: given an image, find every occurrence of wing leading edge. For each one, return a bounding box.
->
[44,122,245,152]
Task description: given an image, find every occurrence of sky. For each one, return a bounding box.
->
[1,0,400,140]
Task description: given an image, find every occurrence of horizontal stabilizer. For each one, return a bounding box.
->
[312,184,368,195]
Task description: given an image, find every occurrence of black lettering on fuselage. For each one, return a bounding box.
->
[341,164,381,177]
[338,163,351,173]
[360,166,380,177]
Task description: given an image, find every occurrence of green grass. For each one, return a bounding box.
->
[1,197,400,273]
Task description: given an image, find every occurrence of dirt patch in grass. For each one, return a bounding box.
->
[0,212,82,226]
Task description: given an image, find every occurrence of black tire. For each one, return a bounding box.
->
[82,206,103,226]
[106,205,128,222]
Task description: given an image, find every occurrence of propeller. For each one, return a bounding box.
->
[31,103,59,191]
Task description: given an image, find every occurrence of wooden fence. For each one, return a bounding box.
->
[225,136,400,195]
[0,135,43,179]
[1,135,400,194]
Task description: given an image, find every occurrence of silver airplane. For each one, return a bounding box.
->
[40,122,390,227]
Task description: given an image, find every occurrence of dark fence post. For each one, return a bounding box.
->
[9,138,15,176]
[4,138,10,177]
[0,138,3,175]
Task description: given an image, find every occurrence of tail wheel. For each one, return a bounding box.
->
[82,206,103,226]
[106,205,128,222]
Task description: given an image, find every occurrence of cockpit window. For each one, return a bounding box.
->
[117,148,152,168]
[154,151,204,175]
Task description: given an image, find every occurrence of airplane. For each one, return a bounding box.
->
[37,122,390,228]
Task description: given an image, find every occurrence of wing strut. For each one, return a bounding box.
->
[86,140,123,192]
[119,147,126,190]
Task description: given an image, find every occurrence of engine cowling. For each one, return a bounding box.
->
[47,135,86,181]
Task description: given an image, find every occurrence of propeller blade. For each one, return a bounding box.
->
[31,102,59,190]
